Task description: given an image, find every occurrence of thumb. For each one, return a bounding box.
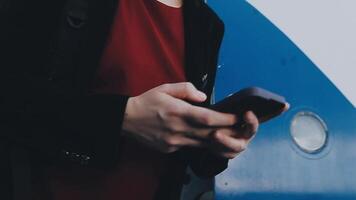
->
[157,82,207,102]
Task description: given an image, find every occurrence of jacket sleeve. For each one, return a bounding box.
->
[1,93,129,169]
[186,148,228,178]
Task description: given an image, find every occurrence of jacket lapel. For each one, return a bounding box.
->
[183,0,208,90]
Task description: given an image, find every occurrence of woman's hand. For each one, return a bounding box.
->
[122,82,238,154]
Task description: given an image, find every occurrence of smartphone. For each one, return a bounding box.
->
[210,87,287,123]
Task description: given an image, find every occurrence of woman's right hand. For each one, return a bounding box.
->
[122,82,238,153]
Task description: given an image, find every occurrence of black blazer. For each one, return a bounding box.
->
[0,0,226,199]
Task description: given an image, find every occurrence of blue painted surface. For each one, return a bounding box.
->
[207,1,356,199]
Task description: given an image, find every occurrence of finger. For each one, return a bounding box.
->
[184,105,238,127]
[181,137,207,148]
[182,127,216,140]
[163,117,216,140]
[213,129,248,153]
[167,135,207,148]
[157,82,207,103]
[241,111,259,139]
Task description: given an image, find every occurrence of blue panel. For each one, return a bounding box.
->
[207,1,356,199]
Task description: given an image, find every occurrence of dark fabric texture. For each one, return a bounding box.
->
[0,0,227,199]
[183,1,228,179]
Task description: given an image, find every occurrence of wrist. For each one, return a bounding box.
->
[122,97,137,135]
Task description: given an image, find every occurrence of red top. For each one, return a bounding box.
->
[40,1,186,200]
[92,0,186,96]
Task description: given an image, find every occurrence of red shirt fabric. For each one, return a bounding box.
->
[41,1,186,200]
[92,0,186,96]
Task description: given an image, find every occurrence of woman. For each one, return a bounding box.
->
[0,0,259,199]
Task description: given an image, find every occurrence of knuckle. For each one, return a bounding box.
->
[168,123,182,132]
[163,107,175,117]
[202,116,213,126]
[166,105,183,116]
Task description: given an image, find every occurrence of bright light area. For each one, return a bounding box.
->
[248,0,356,107]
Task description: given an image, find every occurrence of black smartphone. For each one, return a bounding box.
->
[210,87,287,123]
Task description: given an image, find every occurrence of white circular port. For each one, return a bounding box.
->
[290,112,328,153]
